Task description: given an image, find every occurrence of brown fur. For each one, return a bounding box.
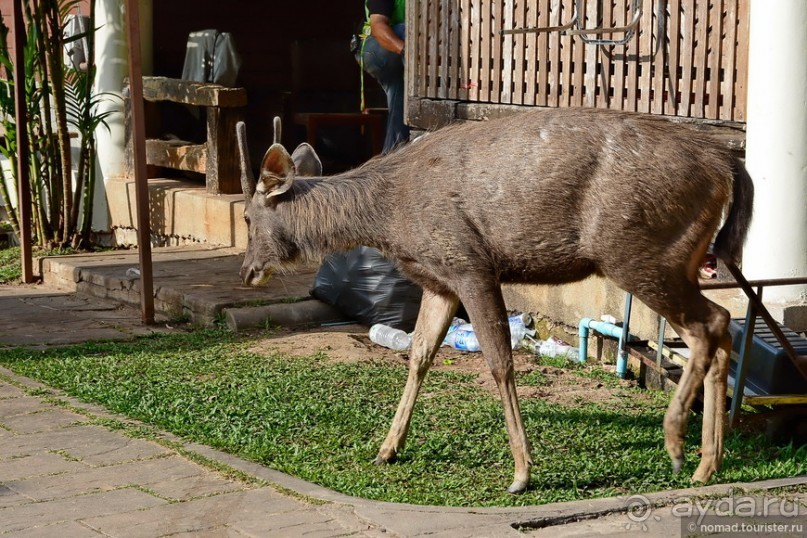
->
[236,107,753,493]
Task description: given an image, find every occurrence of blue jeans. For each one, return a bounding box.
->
[357,23,410,153]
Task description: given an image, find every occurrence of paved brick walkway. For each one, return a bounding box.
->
[0,370,387,537]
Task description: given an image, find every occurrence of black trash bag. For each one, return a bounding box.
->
[310,247,422,332]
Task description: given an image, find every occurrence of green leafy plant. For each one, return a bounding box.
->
[0,244,75,283]
[0,245,21,282]
[0,0,114,249]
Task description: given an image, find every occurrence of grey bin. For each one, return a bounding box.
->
[728,317,807,395]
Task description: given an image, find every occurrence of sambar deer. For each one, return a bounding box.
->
[236,108,753,493]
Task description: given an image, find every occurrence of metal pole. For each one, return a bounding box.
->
[730,287,761,427]
[615,292,633,378]
[123,0,154,324]
[12,0,33,283]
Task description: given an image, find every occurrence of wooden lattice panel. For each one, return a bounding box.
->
[410,0,749,122]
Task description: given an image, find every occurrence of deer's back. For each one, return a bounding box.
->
[379,108,735,285]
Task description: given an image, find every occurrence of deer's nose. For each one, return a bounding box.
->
[240,266,255,285]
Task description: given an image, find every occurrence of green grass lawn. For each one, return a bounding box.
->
[0,246,22,283]
[1,329,804,507]
[0,246,80,284]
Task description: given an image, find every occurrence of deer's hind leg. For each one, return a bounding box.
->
[375,288,459,465]
[692,320,731,482]
[603,222,730,483]
[633,281,731,483]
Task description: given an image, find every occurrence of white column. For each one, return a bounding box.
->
[92,0,152,231]
[743,1,807,319]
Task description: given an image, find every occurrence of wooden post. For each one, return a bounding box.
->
[12,0,33,283]
[206,106,244,194]
[124,0,155,325]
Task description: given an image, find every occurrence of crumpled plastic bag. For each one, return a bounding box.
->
[310,247,422,332]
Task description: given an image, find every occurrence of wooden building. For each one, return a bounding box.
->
[149,1,384,172]
[405,0,749,137]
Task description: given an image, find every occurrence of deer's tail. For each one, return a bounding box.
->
[713,156,754,265]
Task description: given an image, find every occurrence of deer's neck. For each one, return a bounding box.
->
[279,166,392,260]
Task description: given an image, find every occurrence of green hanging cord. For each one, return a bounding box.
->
[359,34,367,112]
[360,4,370,112]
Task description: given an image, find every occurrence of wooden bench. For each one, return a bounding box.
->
[124,76,247,195]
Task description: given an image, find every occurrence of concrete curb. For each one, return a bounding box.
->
[224,300,350,332]
[37,246,343,329]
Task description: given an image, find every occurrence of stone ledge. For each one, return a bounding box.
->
[105,176,246,249]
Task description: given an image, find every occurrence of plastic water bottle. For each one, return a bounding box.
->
[442,314,534,351]
[538,339,580,361]
[443,329,481,352]
[446,317,467,334]
[443,318,469,344]
[522,335,541,354]
[509,313,532,326]
[369,324,411,351]
[508,314,535,349]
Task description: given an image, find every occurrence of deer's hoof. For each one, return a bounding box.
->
[507,479,529,494]
[374,451,397,465]
[665,435,684,474]
[691,461,716,483]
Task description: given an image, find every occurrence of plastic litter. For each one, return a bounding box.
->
[524,335,580,361]
[442,313,535,352]
[368,323,411,351]
[310,247,423,332]
[125,267,141,278]
[443,327,481,351]
[508,314,535,349]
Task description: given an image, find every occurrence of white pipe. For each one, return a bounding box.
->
[743,1,807,304]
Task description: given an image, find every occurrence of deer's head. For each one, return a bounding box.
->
[236,122,321,286]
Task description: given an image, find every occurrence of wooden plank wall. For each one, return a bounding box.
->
[411,0,749,122]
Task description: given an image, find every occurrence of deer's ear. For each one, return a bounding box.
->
[258,143,295,198]
[291,143,323,176]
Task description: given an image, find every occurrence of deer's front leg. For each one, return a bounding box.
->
[375,289,459,464]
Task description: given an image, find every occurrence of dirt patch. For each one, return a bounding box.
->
[247,324,648,408]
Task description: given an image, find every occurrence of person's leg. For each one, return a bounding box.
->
[385,23,409,150]
[383,67,408,151]
[357,30,410,153]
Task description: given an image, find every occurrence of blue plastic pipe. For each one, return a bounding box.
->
[578,293,635,378]
[578,318,624,361]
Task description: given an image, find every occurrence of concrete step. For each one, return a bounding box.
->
[39,245,347,328]
[105,176,248,249]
